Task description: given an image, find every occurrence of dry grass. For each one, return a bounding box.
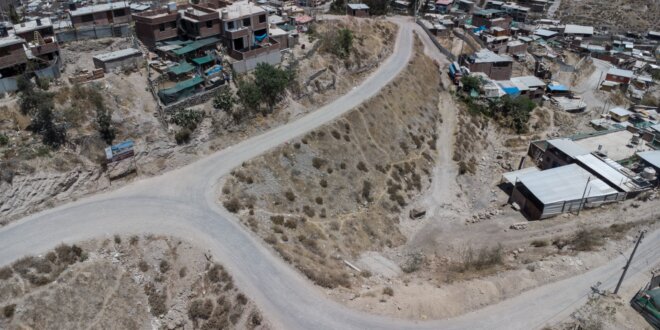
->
[222,39,441,288]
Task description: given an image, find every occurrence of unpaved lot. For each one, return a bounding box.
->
[0,235,268,330]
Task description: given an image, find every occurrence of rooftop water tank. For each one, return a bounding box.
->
[641,167,657,181]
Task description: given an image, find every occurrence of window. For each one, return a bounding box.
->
[113,9,126,17]
[242,17,250,27]
[81,14,94,23]
[258,14,266,23]
[159,23,165,31]
[206,20,213,28]
[170,21,177,29]
[227,20,235,30]
[0,48,9,57]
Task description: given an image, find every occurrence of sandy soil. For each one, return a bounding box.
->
[220,38,443,289]
[0,235,269,330]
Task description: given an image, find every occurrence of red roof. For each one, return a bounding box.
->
[295,15,313,24]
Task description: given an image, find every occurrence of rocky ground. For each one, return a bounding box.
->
[552,293,653,330]
[0,235,268,330]
[556,0,660,33]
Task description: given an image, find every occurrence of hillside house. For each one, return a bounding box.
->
[133,7,180,47]
[605,68,634,85]
[463,49,513,80]
[69,2,131,28]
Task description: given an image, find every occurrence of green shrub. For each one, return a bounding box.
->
[0,134,8,146]
[175,128,192,144]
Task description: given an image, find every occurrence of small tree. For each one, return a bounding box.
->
[96,109,115,145]
[336,28,353,59]
[460,76,481,93]
[237,80,261,113]
[253,63,291,113]
[213,87,235,112]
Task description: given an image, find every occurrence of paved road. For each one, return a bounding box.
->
[1,18,658,330]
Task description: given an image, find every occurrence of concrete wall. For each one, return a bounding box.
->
[56,25,130,42]
[94,54,145,73]
[231,50,281,73]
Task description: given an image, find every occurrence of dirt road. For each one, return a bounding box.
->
[1,18,658,330]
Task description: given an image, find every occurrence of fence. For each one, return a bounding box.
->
[459,29,487,50]
[415,20,456,62]
[0,56,62,94]
[56,24,131,43]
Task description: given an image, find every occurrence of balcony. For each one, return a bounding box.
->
[30,38,59,58]
[228,38,279,61]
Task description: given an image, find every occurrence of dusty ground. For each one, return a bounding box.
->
[288,17,397,108]
[551,293,653,330]
[220,38,443,289]
[0,19,397,224]
[0,235,268,330]
[556,0,660,33]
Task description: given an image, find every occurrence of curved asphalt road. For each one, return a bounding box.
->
[1,18,658,329]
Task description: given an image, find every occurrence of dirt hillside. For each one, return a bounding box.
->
[0,235,268,330]
[220,38,442,289]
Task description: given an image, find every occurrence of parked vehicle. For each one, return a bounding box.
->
[631,273,660,329]
[448,61,462,85]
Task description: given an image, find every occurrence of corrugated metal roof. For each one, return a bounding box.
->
[93,48,141,62]
[607,68,634,78]
[172,37,219,56]
[502,166,539,184]
[564,24,594,35]
[517,164,617,205]
[575,154,633,192]
[347,3,369,9]
[638,151,660,169]
[547,139,590,158]
[511,75,545,88]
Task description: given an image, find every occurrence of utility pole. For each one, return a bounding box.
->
[614,230,646,295]
[576,176,591,216]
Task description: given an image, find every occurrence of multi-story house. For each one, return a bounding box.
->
[69,2,131,29]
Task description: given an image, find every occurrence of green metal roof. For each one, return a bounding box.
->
[192,54,214,66]
[169,61,195,75]
[159,76,204,96]
[164,40,193,46]
[172,37,220,56]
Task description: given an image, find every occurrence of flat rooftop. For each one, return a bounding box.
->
[221,1,266,20]
[14,18,53,34]
[93,48,142,62]
[70,2,129,17]
[0,35,25,48]
[572,130,652,161]
[469,49,512,63]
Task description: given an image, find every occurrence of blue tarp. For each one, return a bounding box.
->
[473,26,487,33]
[255,33,268,42]
[205,65,223,76]
[547,84,569,92]
[502,86,520,96]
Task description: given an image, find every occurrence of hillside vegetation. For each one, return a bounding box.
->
[221,39,442,288]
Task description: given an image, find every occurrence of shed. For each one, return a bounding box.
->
[605,68,634,85]
[564,24,594,36]
[509,164,622,219]
[92,48,143,73]
[168,61,195,76]
[608,107,632,122]
[346,3,369,17]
